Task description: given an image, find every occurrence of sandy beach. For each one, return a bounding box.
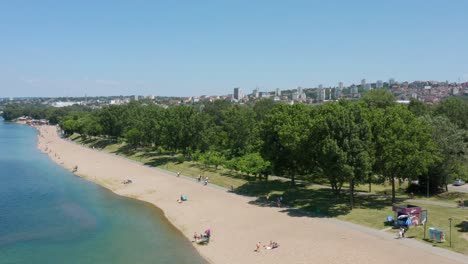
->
[36,125,467,264]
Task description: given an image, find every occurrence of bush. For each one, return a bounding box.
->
[176,155,185,164]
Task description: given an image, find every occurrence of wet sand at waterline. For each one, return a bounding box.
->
[37,125,465,264]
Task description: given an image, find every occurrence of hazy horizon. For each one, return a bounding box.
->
[1,0,467,97]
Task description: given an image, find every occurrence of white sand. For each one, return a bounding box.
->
[36,125,466,264]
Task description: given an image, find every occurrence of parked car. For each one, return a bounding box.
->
[452,179,465,186]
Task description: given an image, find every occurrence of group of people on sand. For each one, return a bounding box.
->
[196,174,209,185]
[122,179,133,184]
[255,241,279,252]
[177,194,188,203]
[193,229,211,244]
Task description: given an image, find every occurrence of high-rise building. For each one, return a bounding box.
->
[252,87,259,98]
[292,86,306,102]
[334,87,341,98]
[338,82,344,90]
[275,88,281,96]
[361,79,366,87]
[389,78,395,86]
[233,87,243,100]
[376,80,383,89]
[317,88,325,101]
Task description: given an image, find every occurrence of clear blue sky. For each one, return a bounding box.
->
[1,0,467,97]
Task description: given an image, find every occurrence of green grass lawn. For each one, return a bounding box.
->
[70,135,468,254]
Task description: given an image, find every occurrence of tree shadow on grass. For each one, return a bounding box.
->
[455,221,468,232]
[115,144,138,156]
[143,156,177,167]
[240,182,397,218]
[234,180,291,197]
[81,137,115,149]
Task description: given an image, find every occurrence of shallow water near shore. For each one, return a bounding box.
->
[0,120,207,264]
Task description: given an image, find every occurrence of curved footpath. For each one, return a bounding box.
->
[37,125,467,264]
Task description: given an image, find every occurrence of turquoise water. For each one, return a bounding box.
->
[0,120,207,264]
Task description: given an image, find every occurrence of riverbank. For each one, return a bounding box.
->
[37,125,467,264]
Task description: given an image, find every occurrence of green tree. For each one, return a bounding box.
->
[436,97,468,129]
[371,105,437,203]
[260,104,313,186]
[236,152,271,180]
[219,105,256,157]
[124,127,143,147]
[362,89,396,109]
[420,115,467,191]
[312,101,372,208]
[408,98,432,117]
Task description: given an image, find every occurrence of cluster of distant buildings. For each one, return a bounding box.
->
[2,79,467,109]
[228,79,468,104]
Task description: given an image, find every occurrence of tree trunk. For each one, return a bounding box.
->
[369,174,372,193]
[290,174,295,186]
[350,178,355,209]
[391,176,396,204]
[444,174,448,192]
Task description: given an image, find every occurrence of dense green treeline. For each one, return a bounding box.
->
[3,92,467,208]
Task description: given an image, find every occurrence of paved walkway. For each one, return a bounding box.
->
[449,185,468,193]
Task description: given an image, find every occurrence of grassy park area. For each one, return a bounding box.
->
[72,135,468,254]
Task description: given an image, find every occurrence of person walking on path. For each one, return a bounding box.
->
[177,172,180,177]
[277,196,283,207]
[197,174,201,182]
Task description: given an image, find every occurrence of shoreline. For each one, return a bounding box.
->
[36,125,467,264]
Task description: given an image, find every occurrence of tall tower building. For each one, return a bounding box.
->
[252,87,259,98]
[233,87,243,100]
[389,78,395,86]
[317,88,325,101]
[338,82,344,90]
[275,88,281,96]
[292,86,306,102]
[361,79,366,87]
[376,80,383,89]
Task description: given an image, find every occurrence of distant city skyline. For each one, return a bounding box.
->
[1,1,467,97]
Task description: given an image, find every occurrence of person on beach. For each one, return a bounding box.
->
[264,241,279,250]
[254,242,261,252]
